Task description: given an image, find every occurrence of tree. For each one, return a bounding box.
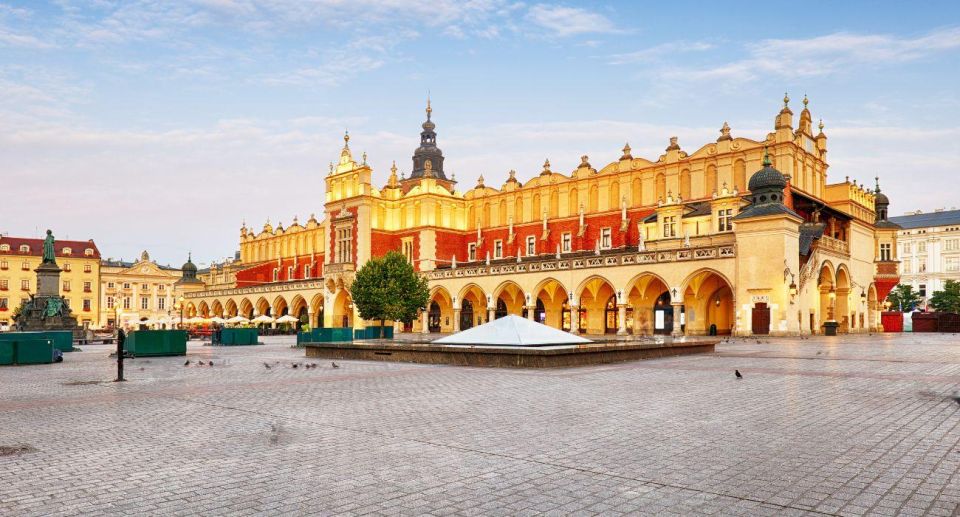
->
[351,251,430,338]
[929,280,960,314]
[885,284,922,312]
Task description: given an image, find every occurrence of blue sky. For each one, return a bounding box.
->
[2,1,959,267]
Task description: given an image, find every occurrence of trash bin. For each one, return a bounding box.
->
[823,321,839,336]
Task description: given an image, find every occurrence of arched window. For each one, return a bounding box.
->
[589,183,599,212]
[568,187,579,215]
[705,165,717,196]
[531,194,540,221]
[734,159,746,192]
[655,173,666,201]
[679,169,691,200]
[495,298,508,319]
[632,177,642,206]
[549,189,559,217]
[609,180,620,210]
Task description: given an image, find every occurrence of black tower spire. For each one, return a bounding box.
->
[410,97,447,180]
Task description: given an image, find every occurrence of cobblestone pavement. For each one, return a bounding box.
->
[1,333,959,516]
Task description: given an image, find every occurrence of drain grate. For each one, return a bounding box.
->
[0,444,37,456]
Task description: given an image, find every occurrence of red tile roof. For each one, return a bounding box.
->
[0,236,101,259]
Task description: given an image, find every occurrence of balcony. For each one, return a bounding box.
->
[817,236,850,256]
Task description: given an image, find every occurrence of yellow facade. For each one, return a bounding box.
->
[100,251,185,329]
[183,95,898,336]
[0,237,102,328]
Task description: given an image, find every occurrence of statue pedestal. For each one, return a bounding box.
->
[35,262,62,297]
[13,262,78,333]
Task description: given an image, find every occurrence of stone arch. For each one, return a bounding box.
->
[867,283,879,331]
[531,278,570,330]
[428,286,454,333]
[185,302,197,318]
[493,280,526,319]
[835,264,852,332]
[625,272,672,335]
[225,298,238,317]
[290,295,308,326]
[575,275,617,335]
[309,293,325,328]
[679,268,735,335]
[332,289,353,328]
[211,300,224,318]
[255,297,271,317]
[197,301,209,318]
[272,295,289,317]
[817,261,837,330]
[457,283,488,330]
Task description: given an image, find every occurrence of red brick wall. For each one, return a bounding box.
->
[328,208,358,265]
[371,230,421,269]
[235,254,324,287]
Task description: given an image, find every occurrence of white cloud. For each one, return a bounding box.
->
[525,4,618,37]
[607,41,713,65]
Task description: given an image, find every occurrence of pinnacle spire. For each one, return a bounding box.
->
[762,146,772,167]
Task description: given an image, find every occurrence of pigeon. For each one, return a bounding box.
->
[139,367,145,371]
[952,393,960,406]
[196,360,204,366]
[735,369,743,379]
[292,363,298,369]
[184,360,191,366]
[332,362,340,369]
[207,361,214,367]
[310,363,317,369]
[816,351,822,355]
[263,363,272,369]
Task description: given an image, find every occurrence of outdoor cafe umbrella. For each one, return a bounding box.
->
[275,315,299,324]
[226,316,249,324]
[210,316,226,324]
[251,315,275,324]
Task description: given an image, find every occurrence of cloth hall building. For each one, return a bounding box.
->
[183,95,900,336]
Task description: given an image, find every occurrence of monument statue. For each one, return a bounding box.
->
[42,229,56,264]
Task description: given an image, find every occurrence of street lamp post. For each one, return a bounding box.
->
[115,304,125,382]
[176,296,185,330]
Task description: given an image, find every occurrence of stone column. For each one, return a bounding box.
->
[421,310,429,334]
[526,306,536,321]
[453,309,461,332]
[487,307,495,324]
[671,302,684,337]
[617,304,628,335]
[569,305,579,334]
[307,309,314,328]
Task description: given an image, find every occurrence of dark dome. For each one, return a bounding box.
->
[748,164,787,192]
[181,256,197,273]
[874,191,889,206]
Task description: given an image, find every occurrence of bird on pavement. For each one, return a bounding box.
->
[952,393,960,406]
[196,360,204,366]
[816,351,822,355]
[292,363,298,369]
[735,369,743,379]
[208,361,214,367]
[332,362,340,369]
[263,363,272,369]
[184,360,190,366]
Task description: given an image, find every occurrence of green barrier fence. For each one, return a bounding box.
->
[15,339,54,364]
[0,342,14,365]
[215,328,260,346]
[353,326,394,340]
[296,327,354,345]
[0,331,73,352]
[125,330,187,357]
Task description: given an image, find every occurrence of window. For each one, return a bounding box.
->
[158,297,166,310]
[123,283,130,290]
[919,284,926,297]
[663,216,677,238]
[82,299,91,311]
[919,259,927,273]
[600,228,612,249]
[336,226,353,263]
[19,245,29,253]
[0,280,6,291]
[526,235,536,256]
[63,262,71,272]
[62,247,72,256]
[272,268,279,282]
[83,264,92,273]
[0,298,6,310]
[402,238,414,264]
[946,257,960,272]
[123,297,131,310]
[287,266,294,279]
[21,261,29,271]
[21,279,29,291]
[62,281,71,292]
[946,239,959,252]
[141,297,149,310]
[0,260,6,270]
[107,282,115,289]
[494,240,503,259]
[83,281,91,293]
[718,209,734,232]
[84,248,94,256]
[562,233,572,253]
[903,242,912,254]
[880,243,891,261]
[304,265,312,278]
[0,244,7,251]
[106,297,114,309]
[158,284,165,291]
[902,261,912,274]
[918,242,926,253]
[468,243,477,262]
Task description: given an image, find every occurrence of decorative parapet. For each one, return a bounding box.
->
[817,236,849,256]
[426,244,736,280]
[184,279,326,299]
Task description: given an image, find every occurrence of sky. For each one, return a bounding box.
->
[2,1,959,268]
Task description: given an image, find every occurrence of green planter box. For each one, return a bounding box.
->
[0,342,14,365]
[14,339,54,364]
[0,331,73,352]
[354,326,394,340]
[217,328,260,346]
[125,330,187,357]
[297,327,354,345]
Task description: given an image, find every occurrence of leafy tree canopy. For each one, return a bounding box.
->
[929,280,960,314]
[885,284,922,312]
[351,251,430,334]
